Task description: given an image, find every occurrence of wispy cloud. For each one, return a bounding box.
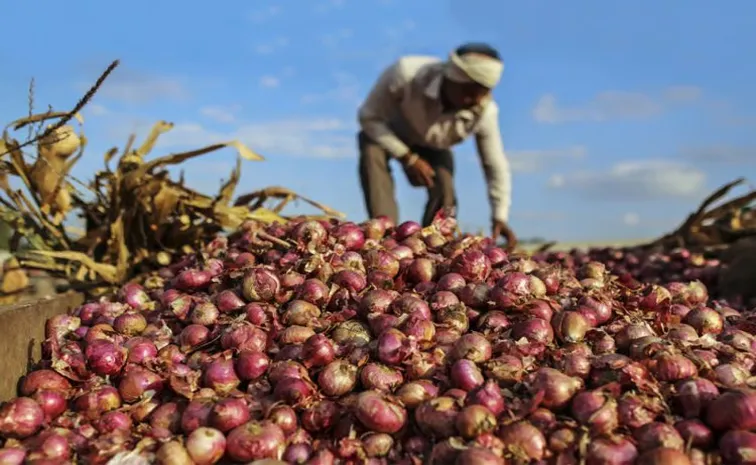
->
[548,159,707,200]
[464,145,587,173]
[320,29,354,47]
[314,0,347,13]
[385,20,416,41]
[199,105,242,124]
[248,5,281,23]
[507,146,587,172]
[91,70,188,104]
[259,76,281,88]
[679,145,756,164]
[300,72,362,106]
[532,85,703,123]
[86,103,109,117]
[129,117,360,159]
[252,37,289,55]
[622,212,640,226]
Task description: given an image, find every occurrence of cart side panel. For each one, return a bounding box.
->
[0,293,84,401]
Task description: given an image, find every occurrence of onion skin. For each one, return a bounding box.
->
[354,390,407,434]
[706,389,756,431]
[719,430,756,465]
[497,420,546,461]
[636,448,692,465]
[225,421,286,462]
[0,397,44,438]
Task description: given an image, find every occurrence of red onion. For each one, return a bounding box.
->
[498,420,546,461]
[235,350,270,381]
[210,398,250,433]
[202,357,240,394]
[452,250,491,281]
[85,340,127,376]
[150,402,182,433]
[674,378,719,418]
[586,438,638,465]
[267,405,298,435]
[0,448,26,464]
[225,421,286,462]
[719,430,756,465]
[302,334,336,368]
[450,359,484,392]
[318,360,358,397]
[242,267,280,302]
[415,396,460,438]
[0,397,43,438]
[31,391,66,422]
[636,448,691,465]
[354,390,407,433]
[456,404,496,439]
[528,367,583,409]
[20,370,71,397]
[118,368,164,403]
[706,389,756,431]
[186,426,226,464]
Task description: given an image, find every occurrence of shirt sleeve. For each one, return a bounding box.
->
[357,61,411,158]
[474,105,512,223]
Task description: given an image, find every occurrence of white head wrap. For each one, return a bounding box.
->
[444,51,504,89]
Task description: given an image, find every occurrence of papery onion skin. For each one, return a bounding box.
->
[354,390,407,434]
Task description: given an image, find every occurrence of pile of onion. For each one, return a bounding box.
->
[0,209,753,465]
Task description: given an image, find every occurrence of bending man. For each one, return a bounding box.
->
[357,42,517,248]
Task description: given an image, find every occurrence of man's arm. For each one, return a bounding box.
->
[357,62,411,158]
[474,105,512,223]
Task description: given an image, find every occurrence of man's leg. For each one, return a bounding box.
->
[416,147,457,227]
[358,131,400,225]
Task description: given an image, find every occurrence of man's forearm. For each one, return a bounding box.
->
[475,127,512,223]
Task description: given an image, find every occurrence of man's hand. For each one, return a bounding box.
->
[492,219,517,251]
[401,153,435,188]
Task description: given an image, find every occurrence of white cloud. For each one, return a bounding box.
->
[680,145,756,164]
[385,20,417,41]
[253,37,289,55]
[507,146,587,172]
[149,118,358,159]
[532,86,703,123]
[87,103,109,116]
[547,159,707,201]
[663,86,703,102]
[94,71,188,104]
[199,105,241,124]
[259,76,280,88]
[623,212,640,226]
[248,5,281,23]
[301,72,361,106]
[320,29,354,47]
[511,211,568,221]
[314,0,347,13]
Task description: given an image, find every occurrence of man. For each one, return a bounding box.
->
[357,42,517,248]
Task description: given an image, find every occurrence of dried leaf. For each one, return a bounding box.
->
[0,258,29,294]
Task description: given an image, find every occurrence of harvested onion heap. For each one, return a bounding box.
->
[533,247,723,303]
[1,214,755,465]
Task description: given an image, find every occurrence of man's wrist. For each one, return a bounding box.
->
[399,153,419,167]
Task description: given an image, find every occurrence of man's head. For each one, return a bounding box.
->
[441,42,503,111]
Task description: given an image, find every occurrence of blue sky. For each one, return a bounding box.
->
[1,0,754,242]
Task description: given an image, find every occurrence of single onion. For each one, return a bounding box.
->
[354,390,407,434]
[226,421,287,462]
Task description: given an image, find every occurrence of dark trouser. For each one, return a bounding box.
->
[358,131,457,227]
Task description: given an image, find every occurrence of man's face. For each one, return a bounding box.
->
[441,79,491,111]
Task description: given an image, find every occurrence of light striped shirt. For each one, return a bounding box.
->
[358,55,512,222]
